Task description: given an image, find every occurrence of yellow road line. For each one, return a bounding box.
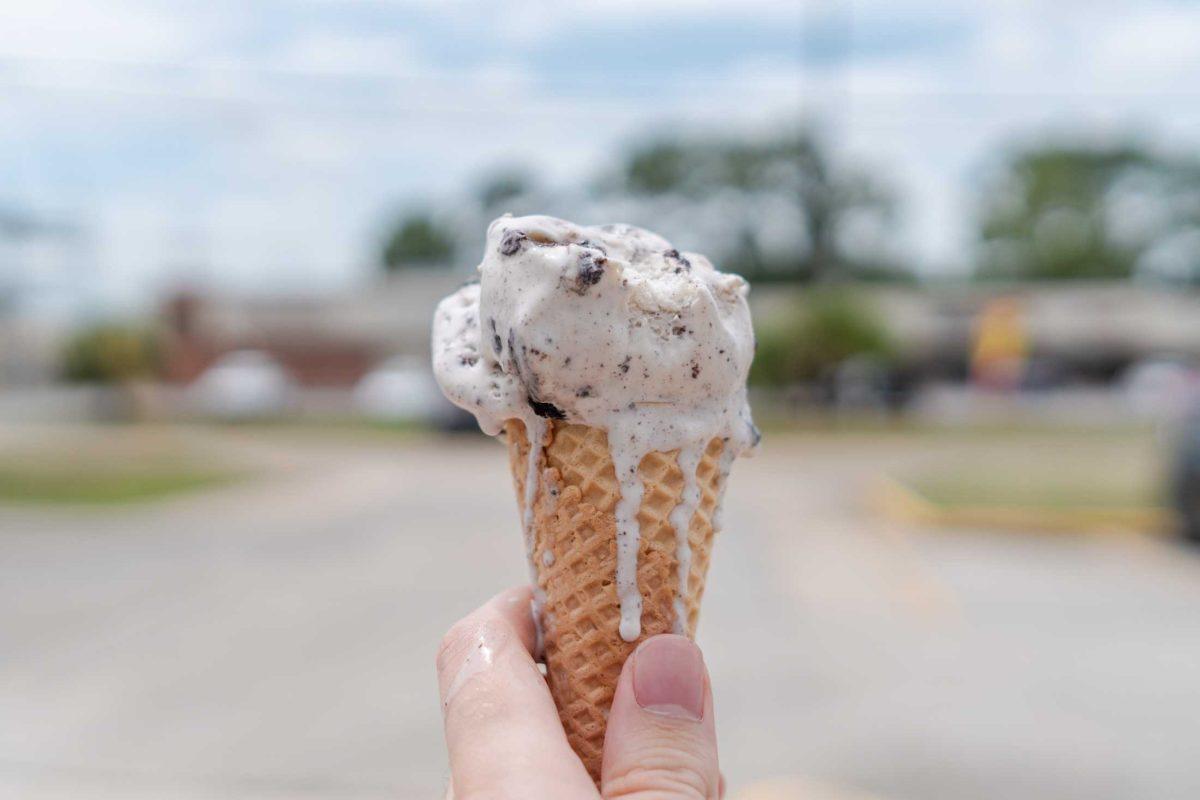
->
[875,476,1175,536]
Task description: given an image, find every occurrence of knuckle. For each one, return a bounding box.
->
[602,746,717,799]
[436,616,479,676]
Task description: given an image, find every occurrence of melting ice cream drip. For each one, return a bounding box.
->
[521,416,548,656]
[667,444,704,634]
[521,417,546,558]
[710,446,738,534]
[611,445,646,642]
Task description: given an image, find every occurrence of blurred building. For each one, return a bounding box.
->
[161,270,465,389]
[860,283,1200,382]
[161,279,1200,390]
[161,278,1200,394]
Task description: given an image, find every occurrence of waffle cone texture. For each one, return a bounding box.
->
[504,418,724,782]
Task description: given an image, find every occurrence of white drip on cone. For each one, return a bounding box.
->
[611,445,647,641]
[668,443,704,635]
[521,415,548,655]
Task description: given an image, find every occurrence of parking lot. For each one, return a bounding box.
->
[2,425,1199,799]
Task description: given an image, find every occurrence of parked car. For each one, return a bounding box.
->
[353,355,476,430]
[1124,359,1200,421]
[190,350,294,420]
[1175,408,1200,543]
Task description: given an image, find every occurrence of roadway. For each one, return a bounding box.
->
[1,426,1198,799]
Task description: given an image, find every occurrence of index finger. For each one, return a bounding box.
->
[436,585,596,798]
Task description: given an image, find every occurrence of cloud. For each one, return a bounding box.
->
[250,30,422,77]
[3,0,1199,305]
[0,0,201,62]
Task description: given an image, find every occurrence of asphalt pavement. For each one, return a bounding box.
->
[1,426,1198,799]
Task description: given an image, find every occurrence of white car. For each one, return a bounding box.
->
[353,356,446,423]
[191,350,294,419]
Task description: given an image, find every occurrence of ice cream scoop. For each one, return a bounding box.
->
[433,214,758,642]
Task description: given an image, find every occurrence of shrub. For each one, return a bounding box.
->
[750,290,894,388]
[61,324,159,384]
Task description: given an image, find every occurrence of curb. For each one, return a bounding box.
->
[874,476,1174,535]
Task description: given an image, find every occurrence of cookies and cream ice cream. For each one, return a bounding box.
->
[432,214,758,641]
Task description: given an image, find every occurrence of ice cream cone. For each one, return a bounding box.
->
[432,215,757,783]
[504,418,725,783]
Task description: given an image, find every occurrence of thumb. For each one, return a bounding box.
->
[600,635,720,799]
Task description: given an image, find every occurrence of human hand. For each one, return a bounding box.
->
[437,585,723,799]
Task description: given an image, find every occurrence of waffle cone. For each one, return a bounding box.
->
[504,418,724,782]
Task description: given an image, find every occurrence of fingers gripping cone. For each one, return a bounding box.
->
[505,419,725,782]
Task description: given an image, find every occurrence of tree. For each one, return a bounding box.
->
[381,213,456,271]
[62,324,158,384]
[478,170,533,214]
[976,144,1200,282]
[609,130,895,283]
[750,289,894,388]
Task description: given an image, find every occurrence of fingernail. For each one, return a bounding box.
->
[632,635,705,721]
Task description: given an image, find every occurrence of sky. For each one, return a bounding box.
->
[1,0,1199,313]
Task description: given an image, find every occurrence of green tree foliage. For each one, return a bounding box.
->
[478,171,532,213]
[977,144,1200,281]
[623,142,691,195]
[381,213,456,271]
[612,131,895,283]
[62,324,159,384]
[750,290,894,387]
